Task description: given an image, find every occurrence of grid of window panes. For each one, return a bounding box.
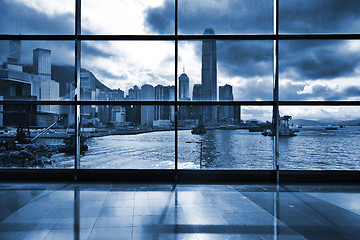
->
[0,0,360,170]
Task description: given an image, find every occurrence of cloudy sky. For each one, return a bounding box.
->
[1,0,360,120]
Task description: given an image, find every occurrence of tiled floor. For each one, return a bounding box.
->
[0,183,359,239]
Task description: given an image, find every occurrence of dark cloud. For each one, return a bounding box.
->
[145,0,272,34]
[96,68,128,81]
[145,0,175,34]
[0,1,74,34]
[280,0,360,33]
[217,41,273,78]
[280,83,360,101]
[234,77,273,101]
[82,42,112,59]
[280,40,360,80]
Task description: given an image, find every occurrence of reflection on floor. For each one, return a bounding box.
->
[0,183,359,239]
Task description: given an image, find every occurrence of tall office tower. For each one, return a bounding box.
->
[178,71,190,121]
[179,71,190,100]
[219,84,234,123]
[167,85,175,122]
[141,84,155,126]
[192,84,203,120]
[201,28,217,125]
[133,85,141,100]
[155,85,175,122]
[155,84,165,120]
[7,40,21,63]
[126,86,141,125]
[33,48,51,78]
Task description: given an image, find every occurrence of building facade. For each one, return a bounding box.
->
[201,28,217,125]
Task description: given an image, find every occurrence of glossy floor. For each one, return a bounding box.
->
[0,183,359,239]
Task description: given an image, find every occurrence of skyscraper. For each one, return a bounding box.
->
[219,84,234,123]
[192,84,203,120]
[201,28,217,125]
[141,84,155,126]
[179,71,190,121]
[7,40,21,63]
[33,48,51,78]
[179,71,190,101]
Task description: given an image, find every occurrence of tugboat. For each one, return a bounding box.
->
[262,115,297,137]
[191,116,206,134]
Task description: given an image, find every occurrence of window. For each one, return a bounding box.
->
[1,0,359,171]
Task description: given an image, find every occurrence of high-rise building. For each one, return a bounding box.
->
[7,40,21,63]
[192,84,203,120]
[219,84,233,102]
[141,84,155,126]
[33,48,51,78]
[219,84,234,123]
[155,85,175,122]
[201,28,217,125]
[126,86,141,125]
[179,71,190,101]
[192,84,202,101]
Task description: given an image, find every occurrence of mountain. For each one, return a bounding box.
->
[51,65,111,97]
[290,119,323,126]
[337,118,360,126]
[317,118,337,124]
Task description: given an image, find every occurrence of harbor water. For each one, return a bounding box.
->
[72,126,360,170]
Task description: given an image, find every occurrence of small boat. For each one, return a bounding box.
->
[192,116,206,134]
[220,125,238,130]
[325,126,338,130]
[248,127,264,132]
[339,125,345,128]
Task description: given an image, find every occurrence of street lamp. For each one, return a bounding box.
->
[185,141,203,168]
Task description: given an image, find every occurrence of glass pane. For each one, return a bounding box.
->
[280,0,360,34]
[0,104,75,168]
[178,105,273,169]
[279,40,360,101]
[279,106,360,170]
[0,40,75,101]
[178,0,273,34]
[0,0,74,34]
[179,40,273,101]
[82,0,175,35]
[81,41,175,101]
[80,105,175,169]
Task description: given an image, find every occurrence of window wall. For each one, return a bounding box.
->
[0,0,360,171]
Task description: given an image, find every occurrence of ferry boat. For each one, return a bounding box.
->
[191,116,206,134]
[262,115,297,137]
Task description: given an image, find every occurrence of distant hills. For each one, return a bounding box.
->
[291,118,360,126]
[23,64,110,97]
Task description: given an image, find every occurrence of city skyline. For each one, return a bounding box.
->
[1,0,360,121]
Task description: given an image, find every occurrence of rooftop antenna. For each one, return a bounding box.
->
[183,66,185,73]
[16,17,22,35]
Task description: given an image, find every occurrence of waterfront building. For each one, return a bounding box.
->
[178,71,191,122]
[33,48,51,78]
[219,84,234,123]
[192,84,203,121]
[109,88,124,100]
[202,28,217,125]
[179,71,189,100]
[125,86,141,125]
[111,106,126,123]
[8,40,21,63]
[141,84,155,126]
[155,85,175,123]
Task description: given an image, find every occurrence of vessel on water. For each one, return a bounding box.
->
[262,115,297,137]
[192,116,206,134]
[325,126,338,130]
